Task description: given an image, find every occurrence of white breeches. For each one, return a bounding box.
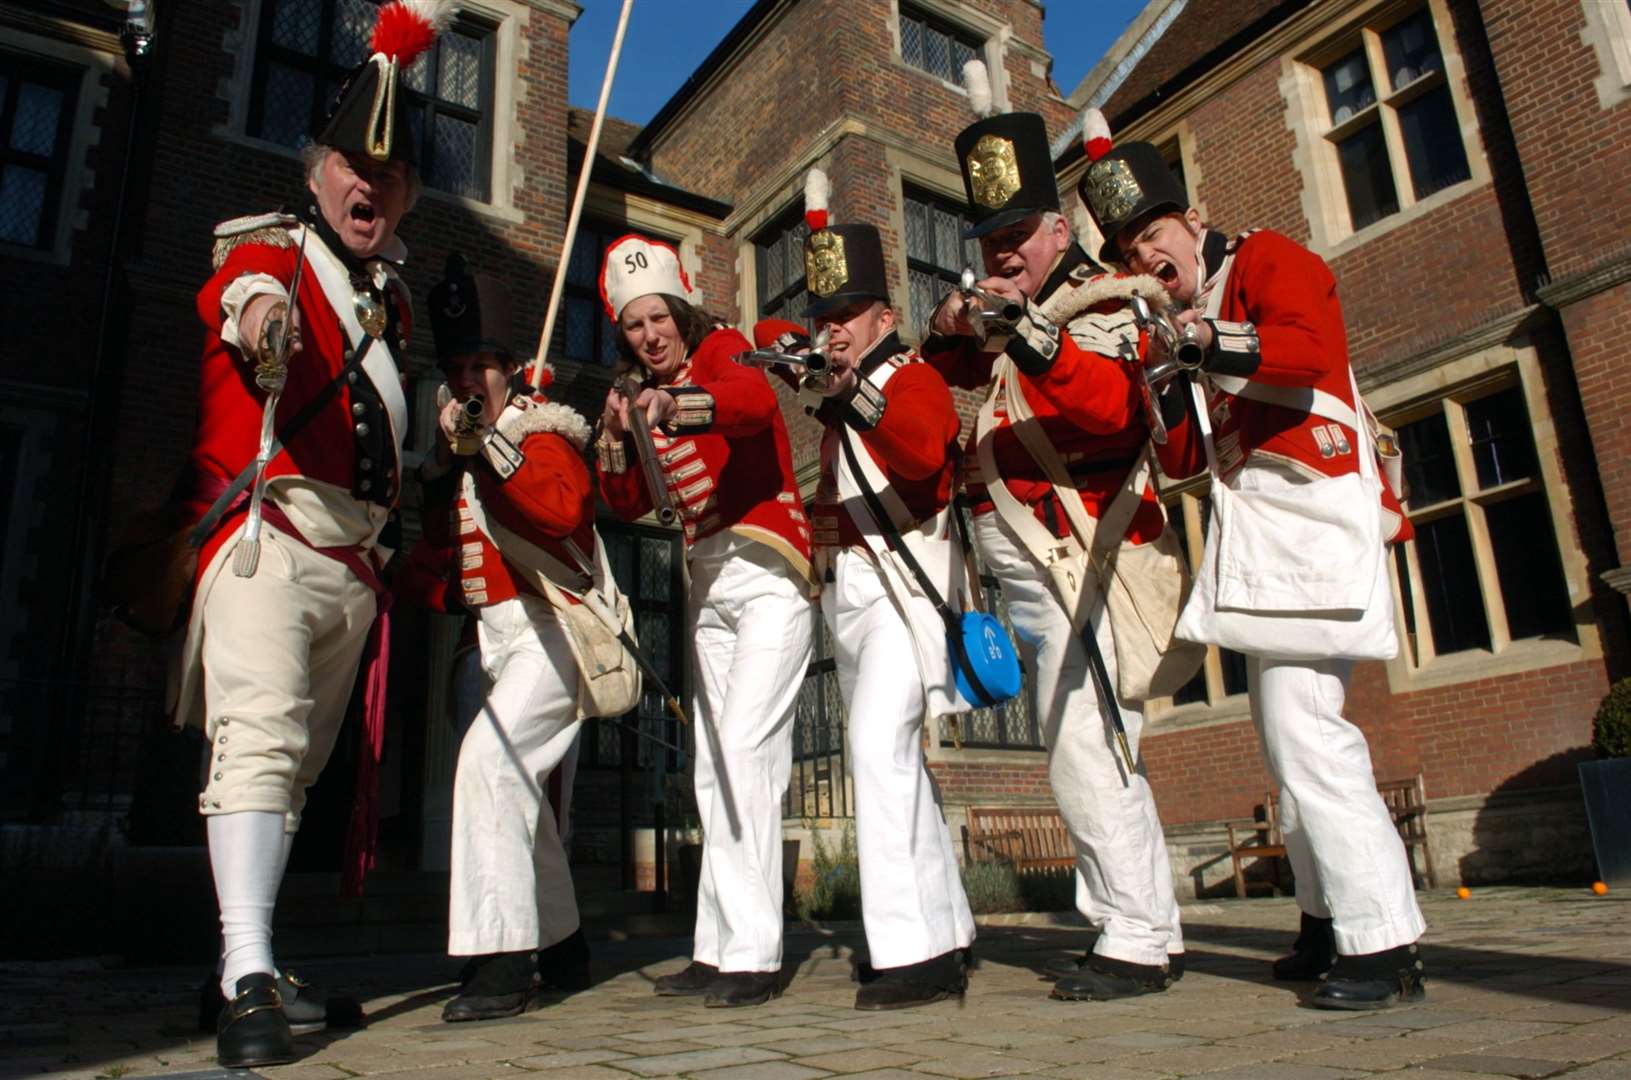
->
[687,535,813,972]
[197,524,376,830]
[448,595,583,957]
[974,513,1182,967]
[823,548,976,969]
[1248,656,1426,955]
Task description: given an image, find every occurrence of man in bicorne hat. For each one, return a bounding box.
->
[920,62,1187,1002]
[418,254,598,1022]
[760,170,976,1010]
[1080,110,1426,1011]
[174,1,457,1066]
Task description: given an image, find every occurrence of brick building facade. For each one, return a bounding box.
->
[2,0,1628,955]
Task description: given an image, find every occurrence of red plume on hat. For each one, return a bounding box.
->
[1081,107,1113,162]
[804,168,830,233]
[371,1,460,66]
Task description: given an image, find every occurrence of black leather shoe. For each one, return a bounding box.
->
[1313,943,1426,1011]
[1273,913,1337,981]
[1051,956,1167,1001]
[704,969,781,1008]
[1166,952,1185,984]
[854,951,966,1011]
[654,960,719,996]
[199,971,361,1034]
[1043,952,1089,979]
[217,973,294,1068]
[537,930,592,993]
[443,951,535,1022]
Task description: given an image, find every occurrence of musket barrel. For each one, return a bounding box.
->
[619,374,678,526]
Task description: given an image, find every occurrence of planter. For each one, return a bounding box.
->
[1578,758,1631,887]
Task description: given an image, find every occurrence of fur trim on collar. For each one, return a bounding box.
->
[1040,272,1170,326]
[497,396,592,451]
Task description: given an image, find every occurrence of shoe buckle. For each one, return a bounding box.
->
[229,982,283,1019]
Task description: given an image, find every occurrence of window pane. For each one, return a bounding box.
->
[271,0,322,56]
[901,15,924,69]
[1335,122,1399,230]
[404,44,433,94]
[330,0,373,67]
[1220,648,1249,696]
[1464,386,1536,489]
[1381,8,1443,90]
[567,230,599,286]
[1167,153,1187,204]
[932,205,961,272]
[1397,411,1459,506]
[924,26,952,81]
[0,165,47,247]
[761,234,785,299]
[952,39,976,77]
[431,114,480,199]
[258,63,317,148]
[909,268,938,334]
[563,296,594,363]
[1486,492,1573,641]
[1322,47,1376,123]
[11,82,64,156]
[1414,511,1491,654]
[904,197,931,263]
[1397,85,1471,200]
[439,32,482,109]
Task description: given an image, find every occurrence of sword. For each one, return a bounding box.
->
[563,538,690,727]
[233,222,311,578]
[1080,609,1136,779]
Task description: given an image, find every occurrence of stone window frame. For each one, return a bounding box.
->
[217,0,535,224]
[1580,0,1631,108]
[0,30,113,268]
[1366,343,1604,693]
[886,0,1011,110]
[1279,0,1489,259]
[748,200,812,331]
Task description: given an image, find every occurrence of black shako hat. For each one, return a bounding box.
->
[802,168,891,319]
[954,112,1062,239]
[1076,107,1190,264]
[317,1,459,165]
[429,253,515,362]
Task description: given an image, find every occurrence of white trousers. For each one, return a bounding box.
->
[448,595,583,956]
[198,523,376,829]
[688,535,812,972]
[1248,656,1426,955]
[823,549,976,969]
[974,513,1182,967]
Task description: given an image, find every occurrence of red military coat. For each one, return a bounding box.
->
[422,393,596,609]
[1155,229,1411,543]
[921,245,1166,545]
[812,333,960,549]
[597,326,813,583]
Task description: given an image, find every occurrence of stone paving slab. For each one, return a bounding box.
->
[4,888,1631,1079]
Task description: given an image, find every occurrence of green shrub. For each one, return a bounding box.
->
[960,860,1024,914]
[796,823,862,921]
[1593,677,1631,759]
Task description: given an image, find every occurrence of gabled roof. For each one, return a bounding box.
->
[567,106,733,218]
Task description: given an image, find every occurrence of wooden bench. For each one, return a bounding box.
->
[963,806,1074,873]
[1226,773,1438,899]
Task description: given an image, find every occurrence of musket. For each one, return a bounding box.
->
[616,371,678,526]
[232,221,311,578]
[959,266,1023,339]
[1127,294,1204,446]
[451,395,485,456]
[735,345,832,381]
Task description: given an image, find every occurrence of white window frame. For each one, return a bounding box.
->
[0,30,113,267]
[1581,0,1631,108]
[888,0,1008,108]
[1280,0,1489,257]
[1367,343,1603,693]
[216,0,534,223]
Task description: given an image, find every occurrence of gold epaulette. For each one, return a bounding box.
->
[211,212,298,270]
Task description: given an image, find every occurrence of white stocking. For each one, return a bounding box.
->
[209,811,285,999]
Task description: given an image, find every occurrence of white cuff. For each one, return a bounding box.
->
[220,273,289,352]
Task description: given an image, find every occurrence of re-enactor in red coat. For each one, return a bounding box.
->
[416,254,595,1022]
[593,235,813,1009]
[918,81,1185,1003]
[1083,109,1425,1010]
[178,3,450,1067]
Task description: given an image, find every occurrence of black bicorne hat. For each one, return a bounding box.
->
[1077,107,1190,264]
[316,1,460,165]
[802,168,891,319]
[429,253,515,362]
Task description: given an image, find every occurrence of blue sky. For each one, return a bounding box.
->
[566,1,1150,125]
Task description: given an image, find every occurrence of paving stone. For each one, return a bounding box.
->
[950,1031,1072,1050]
[693,1026,839,1048]
[761,1036,874,1056]
[1426,1019,1573,1044]
[689,1063,834,1080]
[1200,1064,1362,1079]
[906,1050,1049,1078]
[791,1048,924,1073]
[1497,1028,1631,1063]
[613,1044,787,1076]
[1423,1053,1571,1077]
[258,1065,355,1080]
[1093,1032,1206,1051]
[510,1047,633,1069]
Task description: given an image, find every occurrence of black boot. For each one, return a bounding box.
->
[854,951,967,1011]
[537,930,592,993]
[1273,913,1337,981]
[1313,942,1426,1011]
[1044,952,1089,979]
[216,973,294,1068]
[704,969,781,1008]
[442,951,535,1022]
[1051,955,1167,1001]
[654,960,718,996]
